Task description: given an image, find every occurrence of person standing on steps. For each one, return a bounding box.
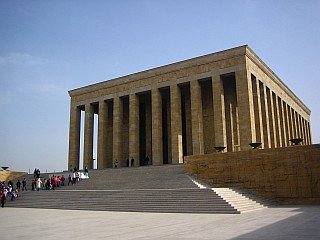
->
[84,166,89,177]
[22,178,27,191]
[31,180,36,191]
[16,180,21,190]
[114,160,118,168]
[1,190,6,208]
[131,157,134,167]
[61,175,65,186]
[68,174,72,185]
[36,178,42,191]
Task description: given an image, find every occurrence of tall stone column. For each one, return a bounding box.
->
[251,76,264,145]
[295,112,300,138]
[83,103,94,169]
[298,114,302,140]
[152,88,163,165]
[302,118,307,145]
[288,107,294,139]
[301,116,305,142]
[293,109,297,139]
[284,102,290,145]
[68,102,81,171]
[307,121,312,144]
[190,80,204,155]
[170,84,183,164]
[129,93,139,167]
[274,94,282,147]
[97,100,108,169]
[278,98,287,147]
[267,88,277,148]
[113,96,122,167]
[235,70,256,150]
[306,119,310,144]
[260,83,271,148]
[212,75,227,150]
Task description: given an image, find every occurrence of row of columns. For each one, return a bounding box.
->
[251,74,312,149]
[68,69,311,170]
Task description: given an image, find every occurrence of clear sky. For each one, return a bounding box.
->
[1,0,319,173]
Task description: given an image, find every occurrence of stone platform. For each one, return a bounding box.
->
[1,206,319,239]
[5,165,270,214]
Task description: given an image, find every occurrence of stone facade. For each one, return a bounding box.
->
[185,144,320,204]
[68,45,312,170]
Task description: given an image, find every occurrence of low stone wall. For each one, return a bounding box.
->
[0,171,27,182]
[185,144,320,204]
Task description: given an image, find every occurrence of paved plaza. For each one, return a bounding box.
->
[1,205,319,239]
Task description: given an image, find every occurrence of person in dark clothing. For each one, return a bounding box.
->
[1,192,6,208]
[8,180,13,188]
[131,158,134,167]
[68,175,72,185]
[16,180,21,190]
[31,180,36,191]
[46,179,51,190]
[22,178,27,191]
[1,181,5,193]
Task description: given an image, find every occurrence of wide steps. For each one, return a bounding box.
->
[212,188,269,212]
[8,165,266,214]
[7,188,239,214]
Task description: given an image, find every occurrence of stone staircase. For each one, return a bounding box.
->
[212,188,269,213]
[6,188,238,213]
[5,165,268,214]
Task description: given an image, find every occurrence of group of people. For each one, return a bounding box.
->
[1,180,19,208]
[31,175,66,191]
[33,168,41,179]
[118,156,151,167]
[1,167,90,208]
[68,167,89,185]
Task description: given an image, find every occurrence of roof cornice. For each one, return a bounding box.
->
[68,45,248,97]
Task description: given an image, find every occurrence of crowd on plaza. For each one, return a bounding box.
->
[0,167,89,208]
[1,180,19,208]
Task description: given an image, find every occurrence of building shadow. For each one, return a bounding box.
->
[231,206,320,240]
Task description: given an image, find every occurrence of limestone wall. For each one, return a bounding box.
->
[0,171,27,182]
[185,144,320,204]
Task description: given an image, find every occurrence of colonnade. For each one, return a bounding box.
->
[68,70,312,170]
[251,74,312,149]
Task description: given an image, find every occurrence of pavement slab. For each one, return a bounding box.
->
[1,206,319,240]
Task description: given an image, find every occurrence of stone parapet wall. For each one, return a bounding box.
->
[185,144,320,204]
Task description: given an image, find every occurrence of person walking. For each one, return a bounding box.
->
[61,175,65,186]
[84,167,89,177]
[16,180,21,190]
[36,178,42,191]
[68,174,72,185]
[45,178,51,190]
[51,176,57,190]
[1,190,6,208]
[31,180,36,191]
[22,178,27,191]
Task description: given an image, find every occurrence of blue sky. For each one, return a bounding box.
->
[1,1,319,173]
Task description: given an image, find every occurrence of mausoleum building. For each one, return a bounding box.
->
[68,45,312,170]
